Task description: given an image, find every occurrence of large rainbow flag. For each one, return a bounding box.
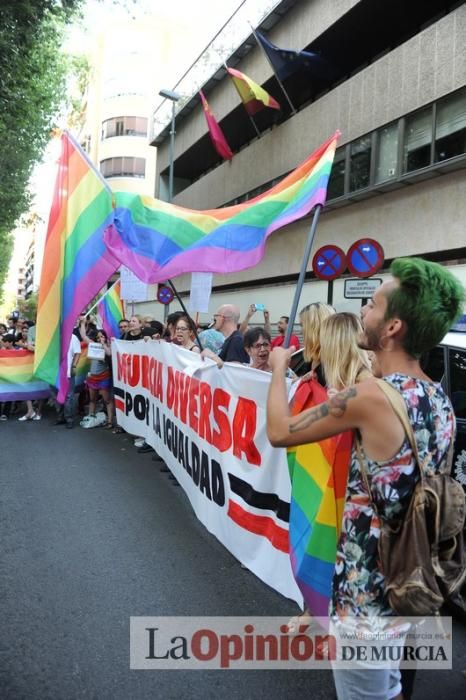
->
[287,379,352,617]
[0,350,50,401]
[97,280,125,340]
[34,131,119,402]
[103,131,339,284]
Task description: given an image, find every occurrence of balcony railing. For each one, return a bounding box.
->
[150,0,285,144]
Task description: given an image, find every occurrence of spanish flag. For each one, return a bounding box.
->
[226,67,280,116]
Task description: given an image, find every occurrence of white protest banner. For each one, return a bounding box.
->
[112,339,302,605]
[188,272,213,313]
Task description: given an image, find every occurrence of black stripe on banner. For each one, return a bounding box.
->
[113,387,125,399]
[227,473,290,523]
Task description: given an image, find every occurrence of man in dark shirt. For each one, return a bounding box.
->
[201,304,249,366]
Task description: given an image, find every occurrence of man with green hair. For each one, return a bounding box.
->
[267,257,464,700]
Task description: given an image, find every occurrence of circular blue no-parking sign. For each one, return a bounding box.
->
[157,284,174,305]
[312,245,346,280]
[347,239,385,278]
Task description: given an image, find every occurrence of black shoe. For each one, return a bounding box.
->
[159,465,169,472]
[137,442,154,453]
[66,422,73,429]
[55,418,66,425]
[151,453,163,462]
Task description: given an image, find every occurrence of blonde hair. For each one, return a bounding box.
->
[320,312,372,390]
[299,303,335,364]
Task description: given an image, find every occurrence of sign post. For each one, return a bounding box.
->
[312,244,346,306]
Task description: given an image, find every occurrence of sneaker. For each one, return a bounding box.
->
[134,438,145,448]
[18,413,36,421]
[32,414,42,421]
[137,442,154,453]
[0,414,8,421]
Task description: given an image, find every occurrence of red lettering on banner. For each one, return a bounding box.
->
[116,352,128,383]
[128,354,140,387]
[141,355,150,391]
[198,382,212,443]
[212,388,232,453]
[148,358,163,402]
[155,360,163,402]
[167,366,175,410]
[178,372,191,424]
[188,378,200,433]
[232,398,261,466]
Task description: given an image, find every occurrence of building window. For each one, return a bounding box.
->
[349,135,371,191]
[403,107,433,173]
[100,157,146,178]
[102,116,148,139]
[375,122,398,183]
[435,89,466,162]
[327,146,346,199]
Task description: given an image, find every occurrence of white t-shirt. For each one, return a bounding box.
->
[67,334,82,378]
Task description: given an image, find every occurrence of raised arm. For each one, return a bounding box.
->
[79,317,93,345]
[266,347,364,447]
[263,309,272,335]
[238,304,256,335]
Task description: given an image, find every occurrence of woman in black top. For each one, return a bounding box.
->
[123,315,144,341]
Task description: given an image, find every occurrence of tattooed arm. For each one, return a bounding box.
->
[266,347,369,447]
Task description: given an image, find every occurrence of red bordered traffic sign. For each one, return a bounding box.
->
[312,245,346,281]
[347,239,385,278]
[157,285,174,305]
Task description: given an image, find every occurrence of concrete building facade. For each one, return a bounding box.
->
[150,0,466,324]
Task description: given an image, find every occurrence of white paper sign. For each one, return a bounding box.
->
[120,266,152,302]
[188,272,213,313]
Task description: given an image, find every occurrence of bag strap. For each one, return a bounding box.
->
[356,378,426,512]
[374,378,426,486]
[375,378,455,476]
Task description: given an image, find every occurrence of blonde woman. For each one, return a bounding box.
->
[299,302,335,386]
[123,315,144,341]
[319,312,372,392]
[287,311,372,633]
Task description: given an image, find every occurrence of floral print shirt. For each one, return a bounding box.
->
[330,374,455,619]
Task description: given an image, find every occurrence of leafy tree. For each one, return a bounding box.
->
[0,1,85,303]
[18,292,39,321]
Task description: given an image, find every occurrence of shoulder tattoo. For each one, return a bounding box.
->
[289,386,357,433]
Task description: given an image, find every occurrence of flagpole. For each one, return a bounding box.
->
[86,277,120,316]
[283,204,322,348]
[249,24,297,115]
[224,63,261,139]
[166,280,204,351]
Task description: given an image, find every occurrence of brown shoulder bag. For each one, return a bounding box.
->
[357,378,466,617]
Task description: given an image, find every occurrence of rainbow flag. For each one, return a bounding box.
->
[287,379,352,617]
[199,91,233,160]
[0,350,50,401]
[227,67,280,115]
[104,131,339,283]
[97,280,125,339]
[34,131,119,402]
[74,341,90,390]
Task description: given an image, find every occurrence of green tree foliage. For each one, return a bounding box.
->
[0,1,84,301]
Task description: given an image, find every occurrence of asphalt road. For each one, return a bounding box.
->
[1,410,465,699]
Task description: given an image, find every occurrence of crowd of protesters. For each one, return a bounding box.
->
[1,256,464,700]
[0,305,301,431]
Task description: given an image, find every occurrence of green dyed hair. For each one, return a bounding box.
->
[385,257,465,358]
